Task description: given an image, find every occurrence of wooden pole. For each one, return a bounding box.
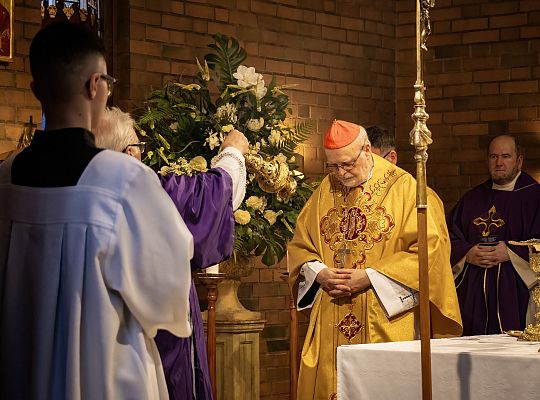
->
[197,272,225,400]
[207,281,218,399]
[410,1,435,399]
[281,271,298,400]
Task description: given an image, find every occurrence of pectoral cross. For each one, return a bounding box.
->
[335,246,352,269]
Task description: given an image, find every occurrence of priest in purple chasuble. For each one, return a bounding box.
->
[95,107,248,400]
[447,135,540,336]
[288,120,462,400]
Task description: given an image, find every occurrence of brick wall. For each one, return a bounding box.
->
[0,0,41,156]
[119,0,396,176]
[396,0,540,210]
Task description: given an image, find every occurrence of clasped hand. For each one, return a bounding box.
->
[315,268,371,298]
[465,241,510,268]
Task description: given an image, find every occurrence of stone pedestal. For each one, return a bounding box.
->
[202,278,265,400]
[211,320,265,400]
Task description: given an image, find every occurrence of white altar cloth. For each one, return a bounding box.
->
[337,335,540,400]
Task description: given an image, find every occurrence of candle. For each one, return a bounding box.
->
[206,264,219,274]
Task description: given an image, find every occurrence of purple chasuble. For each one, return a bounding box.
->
[155,168,234,400]
[447,172,540,335]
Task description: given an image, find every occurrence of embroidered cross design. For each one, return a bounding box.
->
[473,206,505,237]
[338,312,363,341]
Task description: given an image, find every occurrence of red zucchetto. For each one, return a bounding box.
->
[323,120,361,149]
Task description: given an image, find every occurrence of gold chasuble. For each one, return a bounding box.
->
[288,156,462,400]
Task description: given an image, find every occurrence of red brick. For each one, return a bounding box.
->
[462,30,500,44]
[443,111,479,124]
[500,80,538,94]
[463,57,500,71]
[303,64,328,80]
[215,8,229,22]
[500,28,520,41]
[161,15,193,30]
[480,83,500,95]
[130,40,162,56]
[186,3,214,19]
[131,8,161,25]
[520,26,540,39]
[286,77,312,91]
[473,69,511,83]
[0,106,16,121]
[452,17,488,32]
[437,72,473,86]
[480,109,518,121]
[511,67,531,80]
[315,11,340,27]
[518,107,538,119]
[145,26,170,42]
[508,120,540,134]
[489,14,528,28]
[147,59,171,74]
[266,59,292,75]
[443,84,481,97]
[276,5,304,22]
[429,33,462,47]
[340,16,364,31]
[520,0,540,12]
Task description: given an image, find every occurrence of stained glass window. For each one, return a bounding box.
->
[41,1,102,36]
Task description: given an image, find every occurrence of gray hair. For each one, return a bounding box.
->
[94,107,138,152]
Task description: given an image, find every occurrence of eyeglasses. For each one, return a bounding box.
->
[100,73,117,97]
[381,150,392,160]
[123,142,146,154]
[325,145,366,173]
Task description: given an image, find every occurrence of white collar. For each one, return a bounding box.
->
[492,171,521,191]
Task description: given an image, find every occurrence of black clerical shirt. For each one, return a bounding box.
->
[11,128,103,187]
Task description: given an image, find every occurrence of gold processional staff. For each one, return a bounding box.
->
[410,1,435,399]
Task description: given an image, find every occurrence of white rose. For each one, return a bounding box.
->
[247,118,264,132]
[233,65,261,87]
[254,80,267,99]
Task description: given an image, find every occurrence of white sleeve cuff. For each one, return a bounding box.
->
[211,147,246,210]
[297,261,327,311]
[366,268,418,318]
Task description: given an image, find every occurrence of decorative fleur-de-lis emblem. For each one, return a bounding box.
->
[473,206,505,237]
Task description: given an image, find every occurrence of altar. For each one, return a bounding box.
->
[337,335,540,400]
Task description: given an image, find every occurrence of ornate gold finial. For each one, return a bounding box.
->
[410,0,435,209]
[244,152,297,201]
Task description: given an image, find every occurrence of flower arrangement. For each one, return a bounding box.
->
[136,34,316,266]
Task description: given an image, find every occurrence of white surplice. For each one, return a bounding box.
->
[0,150,194,399]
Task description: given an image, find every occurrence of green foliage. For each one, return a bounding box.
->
[136,33,318,266]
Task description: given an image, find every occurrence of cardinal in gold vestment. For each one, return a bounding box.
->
[288,120,462,400]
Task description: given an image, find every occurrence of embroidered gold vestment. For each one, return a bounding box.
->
[288,156,462,400]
